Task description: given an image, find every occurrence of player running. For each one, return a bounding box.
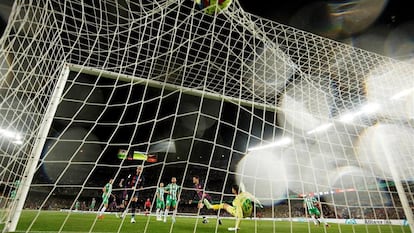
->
[303,193,329,227]
[164,177,181,223]
[203,184,262,232]
[98,178,114,219]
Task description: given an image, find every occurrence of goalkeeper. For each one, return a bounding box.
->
[203,184,263,232]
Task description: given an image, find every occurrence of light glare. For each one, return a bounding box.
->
[248,137,292,151]
[306,123,333,134]
[339,102,380,123]
[390,88,414,100]
[0,128,22,142]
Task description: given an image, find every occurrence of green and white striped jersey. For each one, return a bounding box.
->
[166,183,180,200]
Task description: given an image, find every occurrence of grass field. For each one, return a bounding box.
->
[1,211,410,233]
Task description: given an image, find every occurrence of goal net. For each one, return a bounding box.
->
[0,0,413,232]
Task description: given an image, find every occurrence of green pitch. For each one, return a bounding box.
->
[1,211,410,233]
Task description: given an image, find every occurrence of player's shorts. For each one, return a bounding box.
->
[125,189,139,201]
[156,199,165,209]
[166,198,177,207]
[308,207,321,216]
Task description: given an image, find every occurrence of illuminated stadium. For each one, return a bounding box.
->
[0,0,413,233]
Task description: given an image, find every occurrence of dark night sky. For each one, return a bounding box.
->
[239,0,413,30]
[1,0,414,58]
[237,0,414,59]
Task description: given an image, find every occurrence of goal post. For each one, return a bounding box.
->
[4,65,70,233]
[68,64,274,112]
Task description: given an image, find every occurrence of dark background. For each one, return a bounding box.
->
[238,0,414,59]
[1,0,413,58]
[239,0,412,30]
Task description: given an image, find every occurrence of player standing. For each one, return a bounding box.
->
[204,184,262,232]
[75,200,80,211]
[303,193,329,227]
[89,197,96,211]
[120,166,145,223]
[98,178,114,219]
[156,182,166,221]
[164,177,181,223]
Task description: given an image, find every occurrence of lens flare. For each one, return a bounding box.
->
[236,149,288,205]
[356,124,414,181]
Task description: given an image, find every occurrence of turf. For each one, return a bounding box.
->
[1,211,410,233]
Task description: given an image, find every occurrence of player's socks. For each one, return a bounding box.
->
[156,209,160,220]
[211,204,224,210]
[311,216,318,225]
[203,199,213,209]
[116,207,123,218]
[164,209,169,222]
[131,202,136,219]
[130,203,136,223]
[172,209,177,223]
[121,208,128,218]
[203,199,224,210]
[98,207,106,217]
[319,216,329,226]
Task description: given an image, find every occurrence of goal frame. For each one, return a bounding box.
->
[4,65,70,233]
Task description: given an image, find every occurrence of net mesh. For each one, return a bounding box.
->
[0,0,413,232]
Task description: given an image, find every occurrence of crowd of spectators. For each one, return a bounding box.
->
[17,171,411,221]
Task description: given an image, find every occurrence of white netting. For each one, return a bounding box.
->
[0,0,413,233]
